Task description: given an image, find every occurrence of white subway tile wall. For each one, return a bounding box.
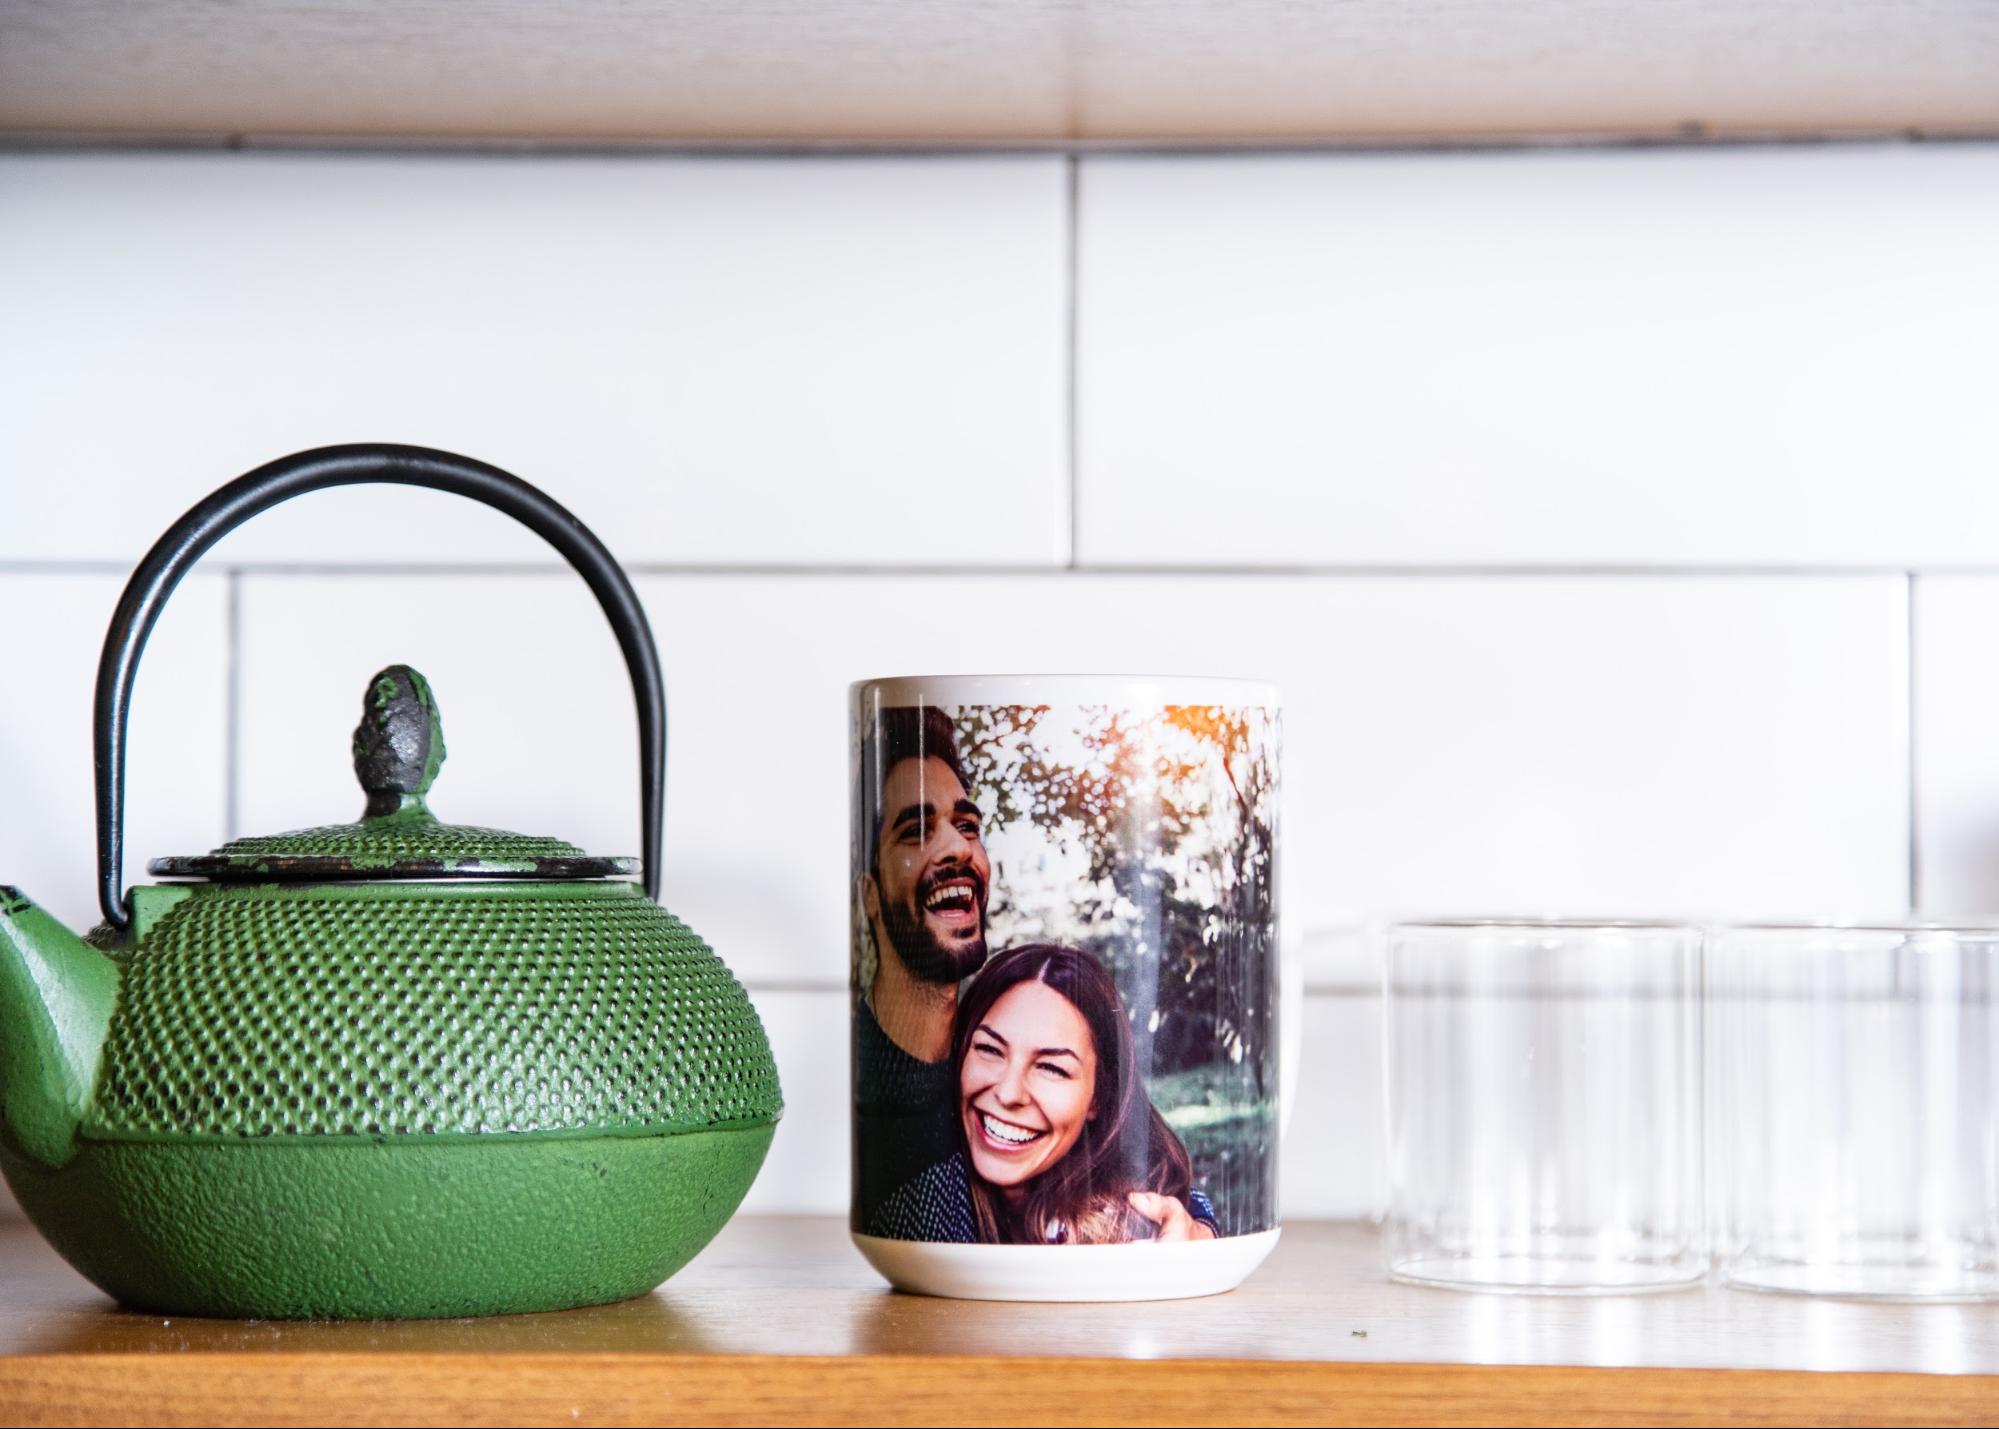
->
[0,154,1069,567]
[2,144,1990,1222]
[1078,146,1999,568]
[1914,577,1999,915]
[0,574,231,935]
[232,571,1908,987]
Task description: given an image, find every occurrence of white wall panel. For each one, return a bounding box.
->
[0,153,1069,568]
[738,989,848,1217]
[0,573,230,933]
[1914,576,1999,915]
[235,571,1908,988]
[1309,574,1909,926]
[1078,145,1999,567]
[2,144,1952,1231]
[1281,994,1385,1222]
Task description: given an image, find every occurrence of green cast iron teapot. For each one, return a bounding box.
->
[0,445,782,1320]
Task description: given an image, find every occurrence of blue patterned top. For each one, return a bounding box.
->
[871,1151,1221,1244]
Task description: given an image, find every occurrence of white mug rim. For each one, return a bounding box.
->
[852,673,1280,707]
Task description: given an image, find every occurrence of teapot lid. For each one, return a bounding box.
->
[149,666,638,883]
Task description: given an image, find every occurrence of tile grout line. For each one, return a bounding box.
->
[1063,151,1081,571]
[2,133,1985,160]
[0,559,1974,579]
[224,570,243,840]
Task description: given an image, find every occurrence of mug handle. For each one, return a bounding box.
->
[94,443,666,927]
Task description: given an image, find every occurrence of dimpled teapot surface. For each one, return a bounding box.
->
[0,446,782,1320]
[92,883,775,1144]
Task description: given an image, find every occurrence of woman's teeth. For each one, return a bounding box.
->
[980,1112,1042,1146]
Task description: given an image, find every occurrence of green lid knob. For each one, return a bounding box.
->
[152,661,630,880]
[353,665,447,819]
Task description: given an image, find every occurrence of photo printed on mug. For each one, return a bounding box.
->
[851,678,1280,1247]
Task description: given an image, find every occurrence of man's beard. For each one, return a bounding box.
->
[880,898,989,985]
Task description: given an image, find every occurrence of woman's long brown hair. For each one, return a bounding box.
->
[953,944,1194,1244]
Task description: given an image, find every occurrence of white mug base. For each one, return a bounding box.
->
[851,1228,1283,1302]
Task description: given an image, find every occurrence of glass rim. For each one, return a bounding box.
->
[1390,917,1697,932]
[851,673,1281,706]
[1719,918,1999,935]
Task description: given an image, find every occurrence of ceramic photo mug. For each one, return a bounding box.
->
[849,675,1284,1301]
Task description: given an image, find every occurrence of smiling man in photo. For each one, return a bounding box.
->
[852,705,992,1235]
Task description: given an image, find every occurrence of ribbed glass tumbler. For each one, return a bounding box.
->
[1385,920,1705,1292]
[1710,924,1999,1300]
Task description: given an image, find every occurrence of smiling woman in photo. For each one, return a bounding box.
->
[872,943,1220,1245]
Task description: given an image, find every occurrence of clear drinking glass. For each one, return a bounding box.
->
[1384,919,1705,1292]
[1710,923,1999,1299]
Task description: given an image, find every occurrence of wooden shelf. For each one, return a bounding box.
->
[1,1216,1995,1425]
[1,2,1995,146]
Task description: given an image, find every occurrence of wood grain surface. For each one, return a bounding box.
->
[2,0,1996,144]
[1,1218,1995,1426]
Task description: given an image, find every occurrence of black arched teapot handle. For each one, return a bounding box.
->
[94,444,666,927]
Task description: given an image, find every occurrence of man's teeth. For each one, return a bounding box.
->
[925,884,975,910]
[981,1113,1040,1145]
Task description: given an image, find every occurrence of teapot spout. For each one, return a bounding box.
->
[0,887,118,1168]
